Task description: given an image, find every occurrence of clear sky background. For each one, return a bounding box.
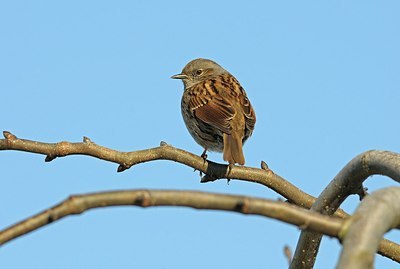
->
[1,1,399,268]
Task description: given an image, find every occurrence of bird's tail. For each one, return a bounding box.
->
[223,133,245,165]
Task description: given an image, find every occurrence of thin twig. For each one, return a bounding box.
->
[284,245,292,266]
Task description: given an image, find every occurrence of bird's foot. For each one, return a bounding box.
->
[200,149,208,163]
[193,149,209,176]
[226,163,235,185]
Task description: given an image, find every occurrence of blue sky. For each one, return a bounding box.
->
[1,1,399,268]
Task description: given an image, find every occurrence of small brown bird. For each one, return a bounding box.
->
[171,58,256,165]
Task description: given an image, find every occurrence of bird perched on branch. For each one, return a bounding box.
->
[171,58,256,165]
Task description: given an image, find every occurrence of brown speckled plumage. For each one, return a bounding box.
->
[172,58,256,165]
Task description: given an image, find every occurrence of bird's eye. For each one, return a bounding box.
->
[195,69,203,76]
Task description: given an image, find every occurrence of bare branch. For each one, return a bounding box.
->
[1,132,400,262]
[0,190,342,246]
[0,131,325,212]
[290,150,400,268]
[337,187,400,269]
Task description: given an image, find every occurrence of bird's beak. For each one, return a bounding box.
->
[171,73,188,80]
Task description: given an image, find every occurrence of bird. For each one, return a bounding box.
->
[171,58,256,165]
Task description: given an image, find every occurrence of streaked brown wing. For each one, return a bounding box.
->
[216,73,256,134]
[242,95,256,133]
[187,78,235,135]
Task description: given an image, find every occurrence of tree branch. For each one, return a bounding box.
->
[337,187,400,269]
[290,150,400,268]
[0,189,343,246]
[1,131,400,262]
[0,131,325,212]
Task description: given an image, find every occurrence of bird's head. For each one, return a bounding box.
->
[171,58,228,88]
